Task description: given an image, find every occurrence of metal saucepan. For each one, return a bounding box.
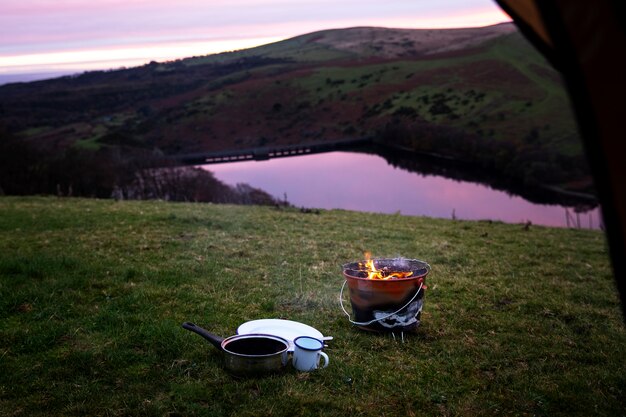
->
[182,322,290,375]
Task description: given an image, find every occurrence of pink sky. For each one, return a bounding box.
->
[0,0,510,77]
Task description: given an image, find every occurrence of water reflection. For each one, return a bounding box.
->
[204,151,601,229]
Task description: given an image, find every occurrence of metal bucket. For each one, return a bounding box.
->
[340,258,430,332]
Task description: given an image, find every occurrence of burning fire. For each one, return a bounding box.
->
[358,252,414,280]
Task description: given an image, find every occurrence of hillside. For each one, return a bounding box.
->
[0,23,592,196]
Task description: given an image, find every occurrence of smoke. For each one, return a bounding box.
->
[393,256,410,270]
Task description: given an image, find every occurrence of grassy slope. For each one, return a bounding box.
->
[1,26,580,157]
[0,197,623,416]
[161,28,577,147]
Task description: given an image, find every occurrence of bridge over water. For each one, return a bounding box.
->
[174,137,372,166]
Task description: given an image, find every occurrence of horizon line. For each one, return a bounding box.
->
[1,18,512,81]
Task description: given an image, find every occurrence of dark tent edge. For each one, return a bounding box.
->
[494,0,626,321]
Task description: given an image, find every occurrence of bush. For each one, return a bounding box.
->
[0,128,286,206]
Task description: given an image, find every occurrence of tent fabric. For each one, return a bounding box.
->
[495,0,554,62]
[494,0,626,319]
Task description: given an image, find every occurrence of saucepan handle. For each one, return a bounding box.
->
[182,322,225,351]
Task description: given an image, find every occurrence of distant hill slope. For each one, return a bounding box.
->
[0,23,592,195]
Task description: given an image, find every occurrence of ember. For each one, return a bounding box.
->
[357,252,415,280]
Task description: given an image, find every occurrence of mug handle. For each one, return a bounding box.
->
[318,352,329,369]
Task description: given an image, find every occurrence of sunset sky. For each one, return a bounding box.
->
[0,0,510,82]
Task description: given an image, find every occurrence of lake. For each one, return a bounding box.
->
[203,151,601,229]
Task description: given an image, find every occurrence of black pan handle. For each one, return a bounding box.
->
[182,322,225,351]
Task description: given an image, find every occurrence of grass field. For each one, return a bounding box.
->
[0,196,624,416]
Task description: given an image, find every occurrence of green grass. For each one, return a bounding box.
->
[0,196,624,416]
[74,136,103,150]
[16,126,53,138]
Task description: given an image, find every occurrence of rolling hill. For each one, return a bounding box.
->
[0,23,592,197]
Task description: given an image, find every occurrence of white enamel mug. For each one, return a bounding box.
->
[292,336,329,372]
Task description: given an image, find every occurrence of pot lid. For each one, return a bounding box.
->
[237,319,331,351]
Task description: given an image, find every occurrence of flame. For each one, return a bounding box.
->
[359,252,414,280]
